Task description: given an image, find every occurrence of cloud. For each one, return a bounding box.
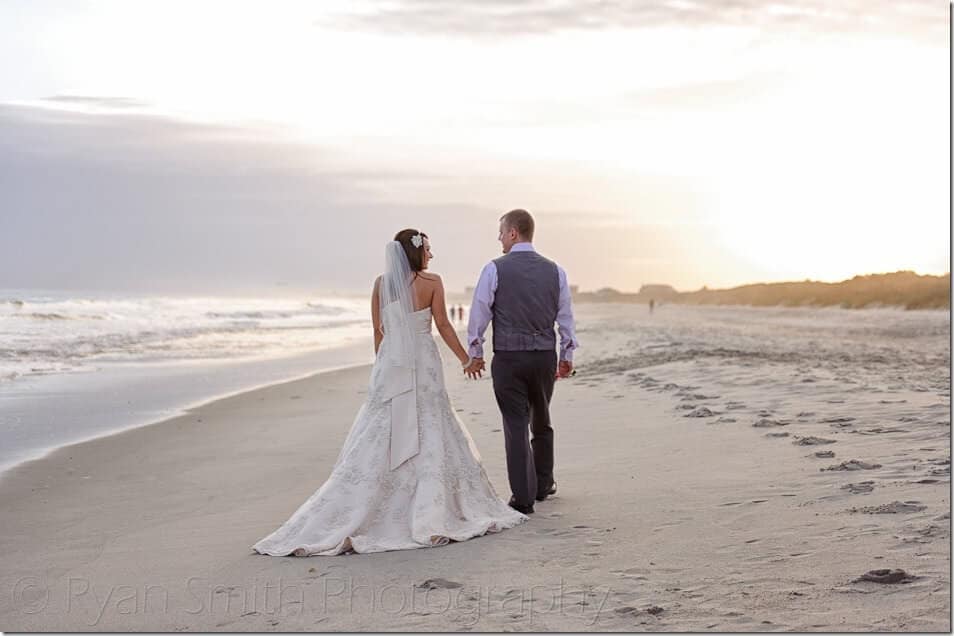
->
[0,102,502,294]
[317,0,946,40]
[43,95,152,110]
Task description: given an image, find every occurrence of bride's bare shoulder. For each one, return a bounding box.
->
[416,272,442,284]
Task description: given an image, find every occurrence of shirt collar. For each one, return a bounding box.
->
[509,242,535,253]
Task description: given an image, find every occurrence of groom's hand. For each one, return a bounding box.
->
[464,357,485,379]
[556,360,573,379]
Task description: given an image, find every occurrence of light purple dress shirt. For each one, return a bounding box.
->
[466,242,579,362]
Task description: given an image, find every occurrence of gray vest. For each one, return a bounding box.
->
[492,249,560,352]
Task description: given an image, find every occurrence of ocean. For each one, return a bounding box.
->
[0,288,383,474]
[1,289,948,480]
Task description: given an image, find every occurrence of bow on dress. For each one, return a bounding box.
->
[380,301,420,470]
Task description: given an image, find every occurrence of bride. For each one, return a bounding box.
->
[252,229,529,556]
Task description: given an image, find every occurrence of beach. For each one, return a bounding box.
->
[0,303,949,631]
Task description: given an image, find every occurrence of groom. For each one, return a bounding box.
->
[464,209,578,515]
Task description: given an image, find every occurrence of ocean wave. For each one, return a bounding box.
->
[25,312,71,320]
[206,303,349,320]
[0,318,371,370]
[8,312,110,321]
[0,292,370,385]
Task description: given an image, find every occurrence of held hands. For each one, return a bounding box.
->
[555,359,574,380]
[463,357,485,379]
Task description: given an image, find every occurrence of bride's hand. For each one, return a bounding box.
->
[463,357,485,379]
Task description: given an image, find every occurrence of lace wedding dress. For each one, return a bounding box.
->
[252,306,529,556]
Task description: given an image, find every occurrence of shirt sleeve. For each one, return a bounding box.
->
[466,262,497,359]
[556,265,579,362]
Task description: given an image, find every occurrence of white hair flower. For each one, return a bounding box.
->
[410,233,424,248]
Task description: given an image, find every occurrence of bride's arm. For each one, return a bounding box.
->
[371,275,383,355]
[430,275,470,366]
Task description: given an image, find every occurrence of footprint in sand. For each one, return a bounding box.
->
[416,578,464,590]
[765,431,790,438]
[828,422,855,429]
[841,481,875,494]
[611,567,650,581]
[853,568,917,584]
[821,459,882,471]
[849,500,927,514]
[753,418,789,427]
[685,406,717,417]
[820,416,855,423]
[792,436,837,446]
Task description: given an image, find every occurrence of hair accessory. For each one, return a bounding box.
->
[410,233,424,248]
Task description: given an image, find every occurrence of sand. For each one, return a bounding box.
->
[0,313,949,631]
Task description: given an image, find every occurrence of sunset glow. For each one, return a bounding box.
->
[1,0,948,293]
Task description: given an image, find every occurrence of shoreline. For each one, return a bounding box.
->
[0,359,373,485]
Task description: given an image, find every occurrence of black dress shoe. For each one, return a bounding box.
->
[536,481,557,502]
[508,496,534,514]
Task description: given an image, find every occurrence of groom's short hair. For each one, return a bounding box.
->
[500,209,534,241]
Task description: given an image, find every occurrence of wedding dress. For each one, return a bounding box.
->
[252,289,528,557]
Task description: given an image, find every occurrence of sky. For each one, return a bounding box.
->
[0,0,949,296]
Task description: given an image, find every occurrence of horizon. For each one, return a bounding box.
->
[3,268,948,301]
[0,1,949,294]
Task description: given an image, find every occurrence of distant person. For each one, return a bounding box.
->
[458,305,465,322]
[649,298,655,313]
